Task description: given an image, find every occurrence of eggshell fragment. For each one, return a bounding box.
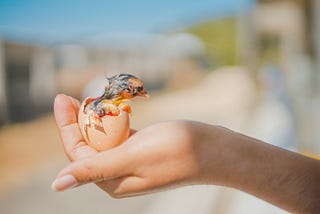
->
[78,100,130,151]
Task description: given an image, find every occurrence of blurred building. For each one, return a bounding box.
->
[0,41,56,124]
[0,33,207,124]
[239,0,320,153]
[0,42,7,123]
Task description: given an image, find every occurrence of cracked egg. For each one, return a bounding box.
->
[78,100,130,151]
[78,74,148,151]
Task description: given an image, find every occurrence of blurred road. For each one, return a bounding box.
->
[0,67,289,214]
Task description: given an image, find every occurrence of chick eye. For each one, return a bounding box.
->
[137,86,144,92]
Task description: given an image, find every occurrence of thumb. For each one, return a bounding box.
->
[51,148,131,191]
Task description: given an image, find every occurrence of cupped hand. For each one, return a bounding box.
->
[52,94,219,197]
[52,95,320,213]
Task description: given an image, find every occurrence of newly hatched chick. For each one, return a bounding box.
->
[100,73,148,101]
[83,74,148,127]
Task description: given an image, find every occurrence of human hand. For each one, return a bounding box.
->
[52,94,224,197]
[52,94,320,213]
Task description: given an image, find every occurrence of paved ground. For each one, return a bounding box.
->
[0,67,289,214]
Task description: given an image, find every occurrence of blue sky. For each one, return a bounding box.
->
[0,0,255,44]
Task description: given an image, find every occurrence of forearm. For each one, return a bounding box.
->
[202,126,320,213]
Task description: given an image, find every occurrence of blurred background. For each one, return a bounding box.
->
[0,0,319,213]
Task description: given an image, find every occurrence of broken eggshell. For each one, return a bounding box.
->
[78,99,130,151]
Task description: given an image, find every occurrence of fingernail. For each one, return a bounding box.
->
[51,175,78,191]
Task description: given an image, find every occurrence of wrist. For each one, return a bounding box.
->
[192,124,261,187]
[185,123,236,185]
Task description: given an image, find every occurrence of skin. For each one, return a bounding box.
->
[53,94,320,214]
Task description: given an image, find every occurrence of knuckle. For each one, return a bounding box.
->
[72,160,103,183]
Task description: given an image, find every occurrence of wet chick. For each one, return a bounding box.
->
[98,73,148,104]
[83,74,148,125]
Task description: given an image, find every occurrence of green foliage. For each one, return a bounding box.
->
[186,17,237,67]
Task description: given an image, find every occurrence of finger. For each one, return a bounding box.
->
[54,94,96,161]
[51,148,132,191]
[68,95,81,110]
[54,94,79,127]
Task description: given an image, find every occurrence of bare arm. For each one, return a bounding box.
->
[52,94,320,214]
[199,126,320,213]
